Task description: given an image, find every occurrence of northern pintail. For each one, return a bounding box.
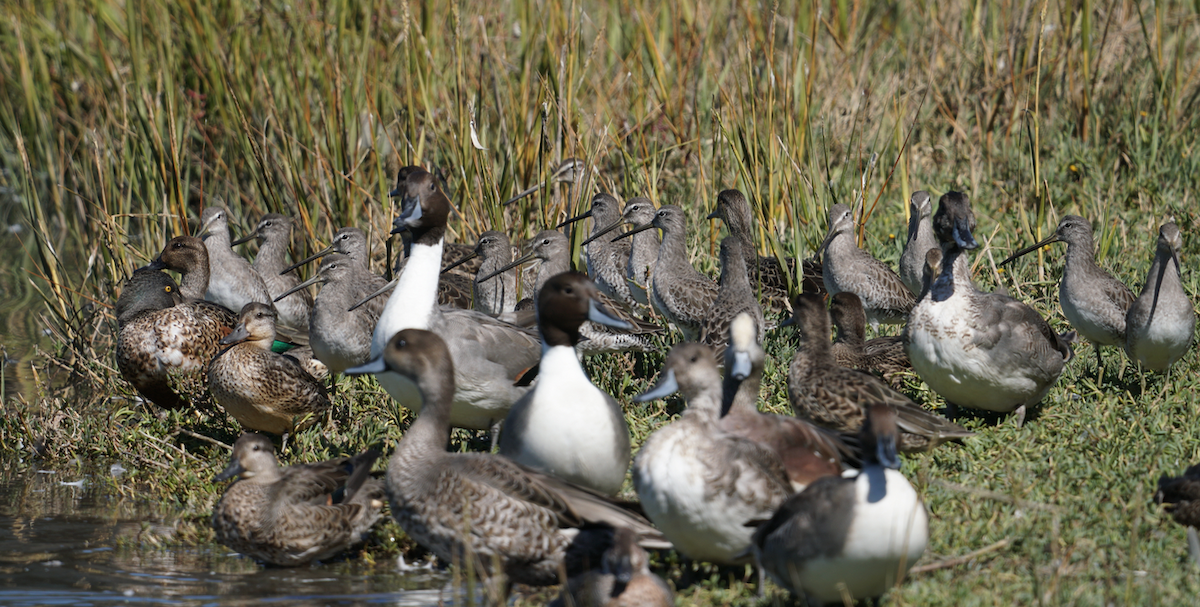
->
[233,213,314,332]
[115,267,235,409]
[1125,221,1196,372]
[748,403,928,605]
[212,433,385,566]
[1001,215,1135,380]
[582,197,660,309]
[198,207,275,314]
[367,167,540,431]
[632,342,791,564]
[904,192,1074,425]
[209,303,331,436]
[275,253,388,375]
[722,313,850,489]
[899,191,936,296]
[499,272,634,496]
[440,230,520,316]
[698,236,766,357]
[616,205,718,341]
[551,526,674,607]
[560,193,637,309]
[819,203,915,326]
[343,329,667,594]
[708,188,824,306]
[788,292,973,451]
[830,291,911,388]
[1156,463,1200,564]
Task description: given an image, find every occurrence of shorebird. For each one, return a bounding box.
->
[1000,215,1135,381]
[899,190,936,296]
[698,236,766,357]
[279,226,372,275]
[633,342,791,564]
[115,267,235,409]
[343,328,667,598]
[581,196,660,310]
[364,167,540,431]
[197,207,275,315]
[550,526,674,607]
[502,158,592,206]
[747,403,928,605]
[560,192,638,309]
[904,192,1075,425]
[787,293,973,452]
[819,203,915,326]
[209,303,331,436]
[211,433,385,566]
[233,213,313,332]
[616,205,718,341]
[440,230,520,317]
[498,272,635,496]
[1156,463,1200,565]
[830,291,911,388]
[1125,221,1196,374]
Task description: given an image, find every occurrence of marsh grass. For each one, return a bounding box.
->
[2,0,1200,604]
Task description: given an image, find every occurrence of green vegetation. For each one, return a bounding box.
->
[2,0,1199,604]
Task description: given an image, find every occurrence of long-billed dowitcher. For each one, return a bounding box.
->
[560,192,638,309]
[198,207,275,314]
[819,203,915,326]
[899,190,936,296]
[1125,221,1195,373]
[582,197,660,309]
[233,213,313,332]
[698,236,766,357]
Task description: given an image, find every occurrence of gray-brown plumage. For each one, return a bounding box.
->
[819,203,915,326]
[1000,215,1135,378]
[280,226,372,275]
[616,205,718,341]
[344,329,668,593]
[234,213,314,332]
[788,293,973,452]
[209,303,331,435]
[459,230,519,316]
[1125,221,1196,372]
[561,193,639,310]
[899,191,936,296]
[116,266,235,409]
[551,526,675,607]
[211,433,385,566]
[722,313,850,490]
[699,236,766,358]
[830,291,911,388]
[198,207,275,314]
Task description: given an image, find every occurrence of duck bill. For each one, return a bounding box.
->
[219,323,251,346]
[279,244,336,275]
[999,233,1060,266]
[587,298,633,330]
[230,232,257,246]
[348,278,398,312]
[705,208,722,221]
[391,195,423,233]
[875,431,901,470]
[580,218,624,246]
[137,258,168,272]
[478,252,534,283]
[344,355,389,376]
[556,209,592,229]
[729,350,752,380]
[951,217,979,250]
[634,369,678,402]
[213,459,245,482]
[441,251,478,274]
[274,274,323,302]
[612,222,654,242]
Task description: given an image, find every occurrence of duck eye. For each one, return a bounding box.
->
[164,286,172,293]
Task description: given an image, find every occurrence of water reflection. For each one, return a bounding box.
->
[0,465,451,606]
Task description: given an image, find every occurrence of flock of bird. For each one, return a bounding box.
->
[112,162,1198,605]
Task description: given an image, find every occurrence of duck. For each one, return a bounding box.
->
[747,402,928,605]
[233,213,314,332]
[615,205,718,341]
[904,192,1075,425]
[721,313,851,489]
[698,236,767,358]
[115,267,235,409]
[830,291,911,388]
[899,190,936,296]
[499,272,635,496]
[343,328,668,595]
[274,253,388,375]
[551,526,675,607]
[1125,221,1196,373]
[560,192,638,310]
[197,207,275,314]
[365,167,541,431]
[209,303,332,436]
[632,341,792,564]
[582,196,660,309]
[1155,463,1200,564]
[1000,215,1135,380]
[788,292,974,452]
[819,203,915,326]
[211,433,385,566]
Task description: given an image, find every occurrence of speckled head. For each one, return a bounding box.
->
[220,302,279,347]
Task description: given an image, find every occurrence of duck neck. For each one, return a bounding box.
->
[398,369,457,457]
[178,258,211,301]
[932,245,971,302]
[721,365,761,417]
[685,380,724,419]
[379,237,444,335]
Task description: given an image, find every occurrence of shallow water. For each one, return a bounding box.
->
[0,465,453,606]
